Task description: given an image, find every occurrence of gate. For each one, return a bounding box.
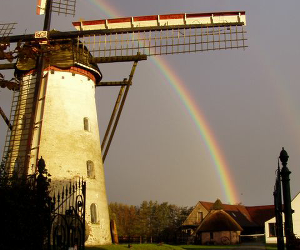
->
[49,179,86,250]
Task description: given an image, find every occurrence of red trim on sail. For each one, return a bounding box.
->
[72,11,246,28]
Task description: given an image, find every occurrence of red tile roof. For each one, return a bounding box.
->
[246,205,275,226]
[198,201,274,228]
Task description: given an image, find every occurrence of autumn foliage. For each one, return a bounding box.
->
[109,201,193,243]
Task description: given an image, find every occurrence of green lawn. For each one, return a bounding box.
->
[86,244,184,250]
[265,244,277,250]
[180,246,239,249]
[86,244,266,250]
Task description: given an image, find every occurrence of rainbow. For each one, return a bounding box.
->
[86,0,239,204]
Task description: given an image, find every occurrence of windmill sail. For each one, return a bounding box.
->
[73,12,247,59]
[37,0,76,16]
[52,0,76,16]
[36,0,47,15]
[0,23,17,38]
[2,75,38,175]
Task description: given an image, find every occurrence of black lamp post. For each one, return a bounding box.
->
[274,160,284,250]
[279,147,294,250]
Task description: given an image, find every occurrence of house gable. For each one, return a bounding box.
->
[182,201,210,226]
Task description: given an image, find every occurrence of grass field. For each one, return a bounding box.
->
[265,245,277,250]
[86,244,235,250]
[86,243,273,250]
[86,244,184,250]
[86,243,278,250]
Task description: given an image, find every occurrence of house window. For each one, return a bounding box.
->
[90,203,98,224]
[83,117,90,131]
[269,223,276,237]
[210,232,214,240]
[87,160,95,179]
[197,211,203,223]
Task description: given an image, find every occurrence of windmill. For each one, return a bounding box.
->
[0,0,247,246]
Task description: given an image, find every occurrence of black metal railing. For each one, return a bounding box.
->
[49,178,86,250]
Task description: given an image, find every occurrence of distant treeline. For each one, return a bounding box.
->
[109,201,193,243]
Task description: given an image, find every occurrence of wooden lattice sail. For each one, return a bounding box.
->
[73,11,247,59]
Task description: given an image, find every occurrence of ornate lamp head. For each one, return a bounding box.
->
[279,147,289,166]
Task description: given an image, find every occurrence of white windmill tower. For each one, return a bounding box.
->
[0,0,247,246]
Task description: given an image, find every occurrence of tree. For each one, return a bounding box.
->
[109,200,194,243]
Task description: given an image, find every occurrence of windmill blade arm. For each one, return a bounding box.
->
[1,11,246,43]
[90,54,147,64]
[73,11,246,31]
[0,106,12,130]
[0,21,244,43]
[96,81,130,87]
[0,34,34,44]
[0,63,15,70]
[1,24,247,63]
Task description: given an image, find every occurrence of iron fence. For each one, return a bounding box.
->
[49,178,86,250]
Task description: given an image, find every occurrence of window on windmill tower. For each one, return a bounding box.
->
[90,203,98,224]
[83,117,90,131]
[87,160,95,179]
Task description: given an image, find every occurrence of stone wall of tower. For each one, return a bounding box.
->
[36,69,111,245]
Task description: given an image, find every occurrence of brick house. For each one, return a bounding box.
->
[179,199,274,244]
[193,200,243,245]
